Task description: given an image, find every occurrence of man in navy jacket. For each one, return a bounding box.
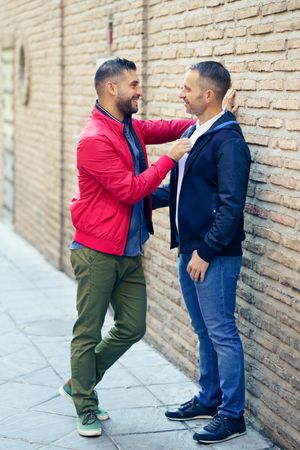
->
[153,61,251,444]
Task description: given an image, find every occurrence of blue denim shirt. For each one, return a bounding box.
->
[70,104,149,256]
[123,117,149,256]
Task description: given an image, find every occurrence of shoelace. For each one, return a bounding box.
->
[82,410,98,425]
[205,414,227,432]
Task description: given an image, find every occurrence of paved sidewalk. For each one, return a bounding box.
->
[0,223,274,450]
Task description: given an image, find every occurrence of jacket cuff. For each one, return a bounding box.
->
[197,241,217,263]
[156,154,176,170]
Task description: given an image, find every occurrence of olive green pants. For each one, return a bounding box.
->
[70,247,147,414]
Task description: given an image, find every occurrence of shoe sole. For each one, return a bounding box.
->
[166,414,214,421]
[96,411,109,421]
[194,431,247,443]
[77,428,102,437]
[58,385,109,421]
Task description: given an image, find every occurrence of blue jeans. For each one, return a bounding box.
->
[179,254,245,419]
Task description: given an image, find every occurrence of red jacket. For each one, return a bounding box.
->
[71,105,194,255]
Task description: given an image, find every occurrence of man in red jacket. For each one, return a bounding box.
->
[58,57,193,437]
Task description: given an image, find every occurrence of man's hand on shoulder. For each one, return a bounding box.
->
[187,250,209,283]
[222,88,238,115]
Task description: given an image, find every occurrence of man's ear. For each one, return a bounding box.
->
[205,89,216,104]
[106,81,117,96]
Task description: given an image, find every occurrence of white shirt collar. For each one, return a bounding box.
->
[196,109,225,131]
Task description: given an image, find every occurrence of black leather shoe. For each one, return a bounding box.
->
[193,414,246,443]
[165,396,218,421]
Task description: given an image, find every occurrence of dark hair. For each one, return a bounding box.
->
[94,57,136,92]
[189,61,231,101]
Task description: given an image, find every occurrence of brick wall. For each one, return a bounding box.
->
[0,1,63,266]
[60,0,146,272]
[0,1,299,449]
[142,3,300,449]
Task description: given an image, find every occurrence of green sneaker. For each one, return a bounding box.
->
[77,410,102,437]
[58,380,109,421]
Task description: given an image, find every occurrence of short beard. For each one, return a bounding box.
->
[116,96,138,116]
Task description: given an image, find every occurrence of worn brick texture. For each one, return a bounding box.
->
[0,1,299,448]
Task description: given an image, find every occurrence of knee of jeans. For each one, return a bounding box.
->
[208,324,241,348]
[119,322,146,343]
[132,322,146,342]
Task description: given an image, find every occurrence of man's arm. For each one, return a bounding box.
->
[152,184,170,210]
[187,137,250,282]
[136,118,195,145]
[137,88,237,147]
[198,138,251,262]
[77,137,190,205]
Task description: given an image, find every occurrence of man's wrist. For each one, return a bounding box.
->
[168,155,177,164]
[197,242,216,263]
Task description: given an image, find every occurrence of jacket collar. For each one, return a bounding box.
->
[94,100,134,127]
[183,111,241,175]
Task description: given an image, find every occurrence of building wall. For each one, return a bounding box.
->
[0,1,299,449]
[142,3,300,450]
[0,0,64,265]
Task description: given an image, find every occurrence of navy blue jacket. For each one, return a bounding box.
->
[152,111,251,262]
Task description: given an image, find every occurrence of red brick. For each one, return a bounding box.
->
[287,39,300,49]
[258,79,284,90]
[258,117,283,128]
[234,79,257,90]
[286,119,300,131]
[274,59,300,71]
[250,23,274,35]
[225,26,247,38]
[236,43,258,54]
[205,28,224,40]
[272,99,300,110]
[214,43,234,55]
[245,203,269,219]
[248,61,272,72]
[237,6,260,20]
[255,263,280,281]
[281,196,300,210]
[262,2,287,16]
[284,159,300,170]
[281,234,300,252]
[206,0,225,6]
[250,170,268,183]
[269,212,296,227]
[288,0,300,11]
[281,274,300,291]
[253,225,281,243]
[276,138,298,151]
[259,40,286,52]
[270,174,297,190]
[245,133,269,146]
[285,79,300,90]
[246,97,270,108]
[215,10,235,22]
[238,114,256,126]
[256,189,282,203]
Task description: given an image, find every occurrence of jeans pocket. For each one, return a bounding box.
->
[71,247,99,268]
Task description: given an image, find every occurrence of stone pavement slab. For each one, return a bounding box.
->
[0,223,274,450]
